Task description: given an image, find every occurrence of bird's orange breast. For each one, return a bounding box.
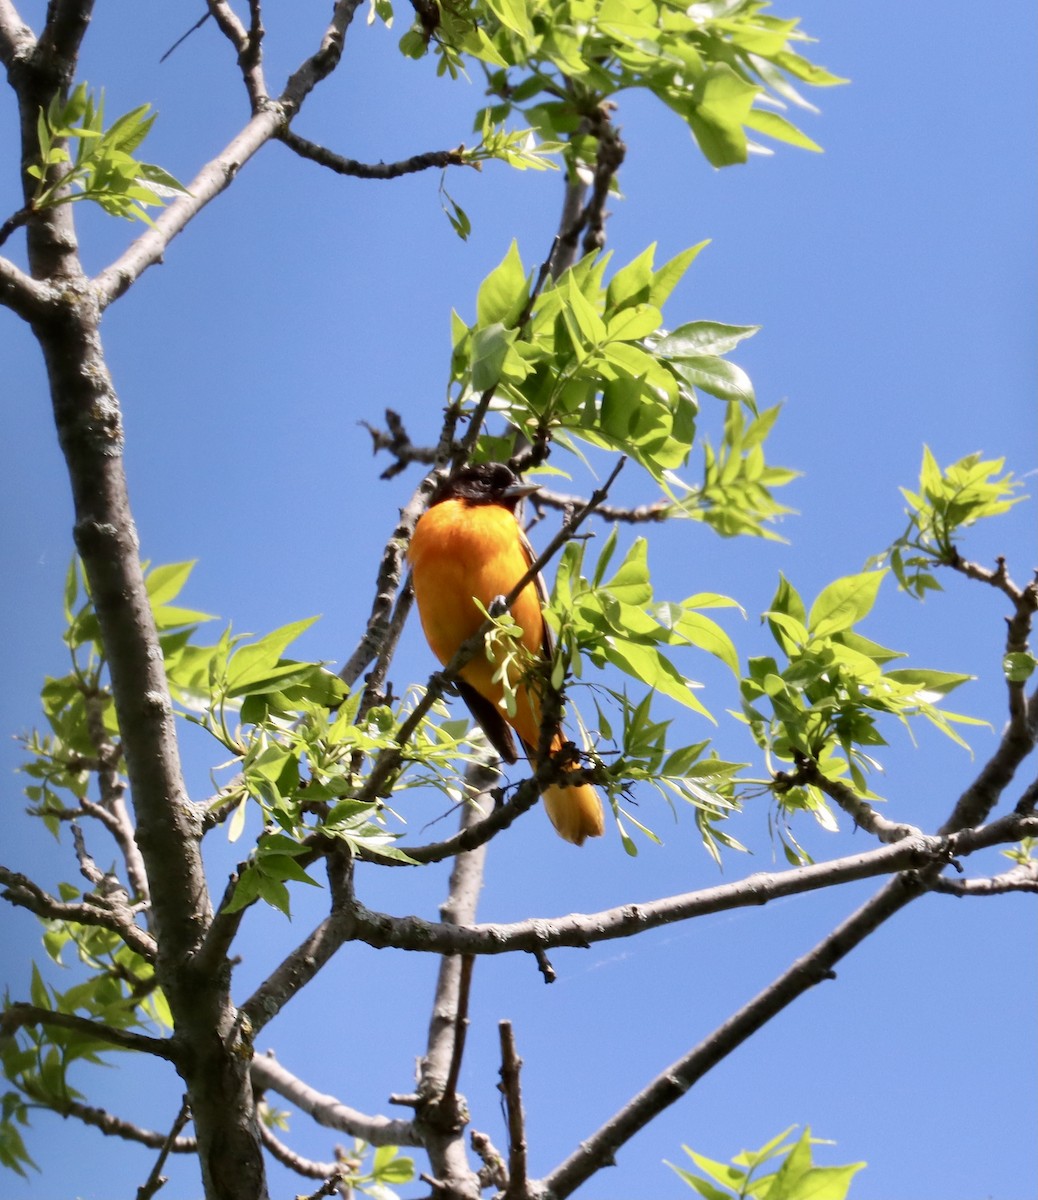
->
[408,498,544,664]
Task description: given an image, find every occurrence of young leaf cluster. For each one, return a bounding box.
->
[452,241,796,536]
[873,448,1026,598]
[740,571,983,844]
[389,0,844,170]
[549,526,747,856]
[28,83,188,225]
[668,1125,865,1200]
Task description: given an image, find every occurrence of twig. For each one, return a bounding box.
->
[136,1095,192,1200]
[539,869,923,1199]
[280,128,465,178]
[534,487,671,524]
[782,758,922,844]
[929,860,1038,896]
[471,1129,508,1191]
[361,409,438,479]
[0,863,157,959]
[0,203,31,249]
[258,1121,343,1180]
[54,1096,197,1151]
[159,12,211,63]
[497,1021,528,1198]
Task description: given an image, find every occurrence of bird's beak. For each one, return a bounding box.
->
[502,481,540,501]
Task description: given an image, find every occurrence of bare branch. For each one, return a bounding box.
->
[56,1095,197,1152]
[206,0,269,109]
[361,409,438,480]
[238,853,355,1034]
[0,1,36,65]
[136,1096,193,1200]
[540,869,923,1199]
[497,1022,528,1199]
[940,684,1037,836]
[0,253,55,320]
[340,813,1038,957]
[280,128,465,179]
[415,794,488,1198]
[249,1054,419,1147]
[0,862,157,958]
[929,860,1038,896]
[533,487,671,525]
[258,1122,343,1181]
[35,0,93,71]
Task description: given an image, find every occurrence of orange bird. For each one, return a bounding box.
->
[407,463,604,845]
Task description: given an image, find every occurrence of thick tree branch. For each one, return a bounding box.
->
[0,1,35,64]
[539,869,925,1199]
[340,813,1038,957]
[497,1021,528,1200]
[35,0,93,71]
[0,253,54,320]
[250,1054,419,1147]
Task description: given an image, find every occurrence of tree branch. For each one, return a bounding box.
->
[533,487,671,525]
[249,1054,419,1147]
[0,253,56,320]
[0,862,157,958]
[0,1,35,65]
[279,128,465,179]
[414,794,488,1199]
[539,869,924,1199]
[55,1095,197,1152]
[258,1122,343,1181]
[929,860,1038,896]
[497,1021,528,1200]
[1,1001,177,1059]
[136,1096,193,1200]
[784,758,922,844]
[340,813,1038,957]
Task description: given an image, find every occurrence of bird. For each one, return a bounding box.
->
[407,462,604,844]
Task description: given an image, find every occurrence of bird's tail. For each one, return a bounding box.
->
[537,735,604,845]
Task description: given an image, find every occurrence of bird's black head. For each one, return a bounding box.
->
[439,463,537,510]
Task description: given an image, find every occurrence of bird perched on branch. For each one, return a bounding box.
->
[407,462,604,844]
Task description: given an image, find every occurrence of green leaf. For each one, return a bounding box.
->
[470,322,517,392]
[688,64,761,167]
[670,354,755,405]
[1003,651,1037,683]
[656,321,760,358]
[807,572,885,638]
[476,240,529,329]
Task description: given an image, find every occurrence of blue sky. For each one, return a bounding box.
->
[1,2,1035,1198]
